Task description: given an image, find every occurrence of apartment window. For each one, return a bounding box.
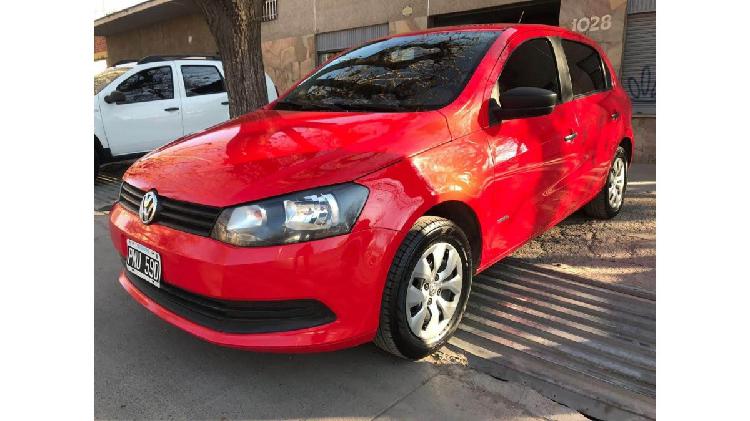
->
[262,0,277,22]
[315,23,389,66]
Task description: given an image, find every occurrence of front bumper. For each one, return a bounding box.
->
[110,203,400,352]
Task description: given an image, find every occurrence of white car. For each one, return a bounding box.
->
[94,56,278,176]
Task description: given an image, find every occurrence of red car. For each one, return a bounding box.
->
[110,24,632,359]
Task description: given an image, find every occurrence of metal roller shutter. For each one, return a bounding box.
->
[316,23,389,64]
[621,10,656,115]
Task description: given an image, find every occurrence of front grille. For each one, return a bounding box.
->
[124,270,337,333]
[119,182,222,236]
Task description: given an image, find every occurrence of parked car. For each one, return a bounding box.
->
[110,25,632,359]
[94,56,278,176]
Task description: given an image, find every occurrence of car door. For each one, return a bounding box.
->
[177,63,230,136]
[481,35,582,253]
[99,64,183,156]
[558,38,616,204]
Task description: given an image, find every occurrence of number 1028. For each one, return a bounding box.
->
[572,15,612,32]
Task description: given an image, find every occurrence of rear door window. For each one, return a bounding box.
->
[181,65,226,97]
[116,66,174,103]
[561,40,607,96]
[498,37,561,100]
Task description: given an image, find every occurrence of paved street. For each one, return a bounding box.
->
[514,165,656,292]
[95,162,655,420]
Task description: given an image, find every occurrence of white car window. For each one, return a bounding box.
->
[116,66,174,103]
[181,65,226,97]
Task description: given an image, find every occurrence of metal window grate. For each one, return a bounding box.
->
[315,23,389,53]
[262,0,277,22]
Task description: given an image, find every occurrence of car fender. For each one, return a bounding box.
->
[356,134,491,249]
[94,94,110,149]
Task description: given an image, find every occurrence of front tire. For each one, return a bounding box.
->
[94,148,101,179]
[583,146,627,219]
[374,216,473,359]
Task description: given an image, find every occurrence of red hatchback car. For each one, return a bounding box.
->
[110,24,632,359]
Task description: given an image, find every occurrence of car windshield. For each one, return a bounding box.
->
[276,31,501,112]
[94,67,130,94]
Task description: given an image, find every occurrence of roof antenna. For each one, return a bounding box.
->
[518,10,525,23]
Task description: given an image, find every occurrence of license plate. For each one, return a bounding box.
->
[126,239,162,288]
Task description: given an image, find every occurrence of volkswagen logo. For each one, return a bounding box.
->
[139,190,159,225]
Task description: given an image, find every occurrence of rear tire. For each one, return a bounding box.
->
[374,216,473,360]
[583,146,627,219]
[94,148,100,179]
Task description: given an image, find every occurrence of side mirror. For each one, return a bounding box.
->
[104,91,126,104]
[489,87,557,124]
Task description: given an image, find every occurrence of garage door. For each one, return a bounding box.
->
[621,2,656,115]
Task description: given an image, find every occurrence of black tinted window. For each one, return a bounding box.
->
[182,65,226,97]
[277,31,501,112]
[116,66,173,103]
[498,38,560,98]
[562,40,606,96]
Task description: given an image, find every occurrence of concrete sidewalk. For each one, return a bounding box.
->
[447,164,657,420]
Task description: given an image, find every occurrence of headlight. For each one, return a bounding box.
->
[211,183,369,247]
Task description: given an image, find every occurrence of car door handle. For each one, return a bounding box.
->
[221,101,229,105]
[164,107,179,112]
[611,111,620,120]
[564,132,577,142]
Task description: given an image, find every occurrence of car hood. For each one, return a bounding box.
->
[123,109,451,207]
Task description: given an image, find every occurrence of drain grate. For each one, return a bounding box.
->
[449,258,656,420]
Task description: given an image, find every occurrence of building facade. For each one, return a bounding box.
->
[94,0,655,163]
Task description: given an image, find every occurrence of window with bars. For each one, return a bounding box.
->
[262,0,277,22]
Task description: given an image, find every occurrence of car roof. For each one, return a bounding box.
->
[375,24,598,51]
[168,59,222,64]
[387,23,577,37]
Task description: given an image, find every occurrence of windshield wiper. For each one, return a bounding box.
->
[274,99,345,112]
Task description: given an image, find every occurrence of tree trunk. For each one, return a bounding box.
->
[193,0,268,118]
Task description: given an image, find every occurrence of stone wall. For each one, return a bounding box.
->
[559,0,628,73]
[261,35,316,93]
[632,117,655,164]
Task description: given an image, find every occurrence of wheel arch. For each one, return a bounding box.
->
[423,200,482,271]
[95,135,113,162]
[620,137,633,164]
